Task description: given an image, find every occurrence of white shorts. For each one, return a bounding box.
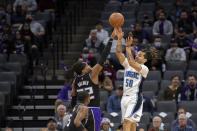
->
[121,94,143,122]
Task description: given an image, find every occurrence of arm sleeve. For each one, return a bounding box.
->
[139,65,149,78]
[122,58,130,70]
[98,38,113,65]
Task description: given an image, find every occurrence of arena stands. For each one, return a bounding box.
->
[0,0,197,131]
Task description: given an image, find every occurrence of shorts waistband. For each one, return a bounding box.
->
[88,106,100,109]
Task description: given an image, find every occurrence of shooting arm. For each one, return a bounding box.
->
[126,47,142,72]
[116,40,125,65]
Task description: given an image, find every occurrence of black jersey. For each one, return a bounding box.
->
[64,104,88,131]
[74,73,100,107]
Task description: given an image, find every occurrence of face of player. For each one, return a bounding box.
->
[102,122,110,131]
[188,76,197,87]
[135,51,147,64]
[82,64,92,74]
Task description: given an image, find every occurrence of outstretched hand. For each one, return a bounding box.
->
[126,37,133,46]
[111,27,124,40]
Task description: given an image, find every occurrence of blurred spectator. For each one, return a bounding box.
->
[41,118,58,131]
[171,108,196,130]
[4,128,13,131]
[165,38,186,61]
[100,118,112,131]
[13,0,37,12]
[181,75,197,101]
[6,4,13,25]
[94,22,108,43]
[12,30,25,54]
[132,37,144,56]
[55,105,66,131]
[55,68,74,112]
[190,38,197,59]
[11,5,26,28]
[25,13,45,37]
[99,70,114,91]
[163,75,182,101]
[148,116,166,131]
[171,114,195,131]
[142,13,153,28]
[170,0,187,22]
[154,7,164,20]
[152,12,173,36]
[176,28,190,49]
[151,36,164,71]
[103,58,116,83]
[0,24,12,40]
[143,95,154,114]
[85,29,103,54]
[20,22,39,73]
[132,22,150,44]
[175,10,196,35]
[81,47,96,67]
[107,86,122,113]
[0,33,12,54]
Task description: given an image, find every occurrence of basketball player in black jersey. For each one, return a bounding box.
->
[64,91,90,131]
[71,28,118,131]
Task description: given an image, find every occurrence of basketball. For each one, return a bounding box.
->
[109,12,124,27]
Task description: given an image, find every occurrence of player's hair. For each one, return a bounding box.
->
[141,47,161,67]
[78,91,89,103]
[72,61,86,75]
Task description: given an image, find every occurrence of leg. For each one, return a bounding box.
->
[123,119,132,131]
[130,121,136,131]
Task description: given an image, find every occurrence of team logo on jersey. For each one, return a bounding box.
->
[133,114,139,118]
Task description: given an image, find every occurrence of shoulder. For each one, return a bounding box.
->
[78,105,88,112]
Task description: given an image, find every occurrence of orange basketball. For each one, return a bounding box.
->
[109,13,124,27]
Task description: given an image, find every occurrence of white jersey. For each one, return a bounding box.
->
[122,58,149,95]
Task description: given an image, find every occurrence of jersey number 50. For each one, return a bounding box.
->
[126,79,133,88]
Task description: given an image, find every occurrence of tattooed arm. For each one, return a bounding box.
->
[126,46,142,72]
[116,39,125,65]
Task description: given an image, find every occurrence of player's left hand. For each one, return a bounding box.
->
[126,36,133,47]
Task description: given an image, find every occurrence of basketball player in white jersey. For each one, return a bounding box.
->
[115,28,155,131]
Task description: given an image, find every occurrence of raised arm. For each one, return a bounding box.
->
[74,106,88,130]
[125,37,142,72]
[90,29,116,84]
[115,28,125,65]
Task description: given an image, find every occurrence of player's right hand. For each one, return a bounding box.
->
[115,27,124,41]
